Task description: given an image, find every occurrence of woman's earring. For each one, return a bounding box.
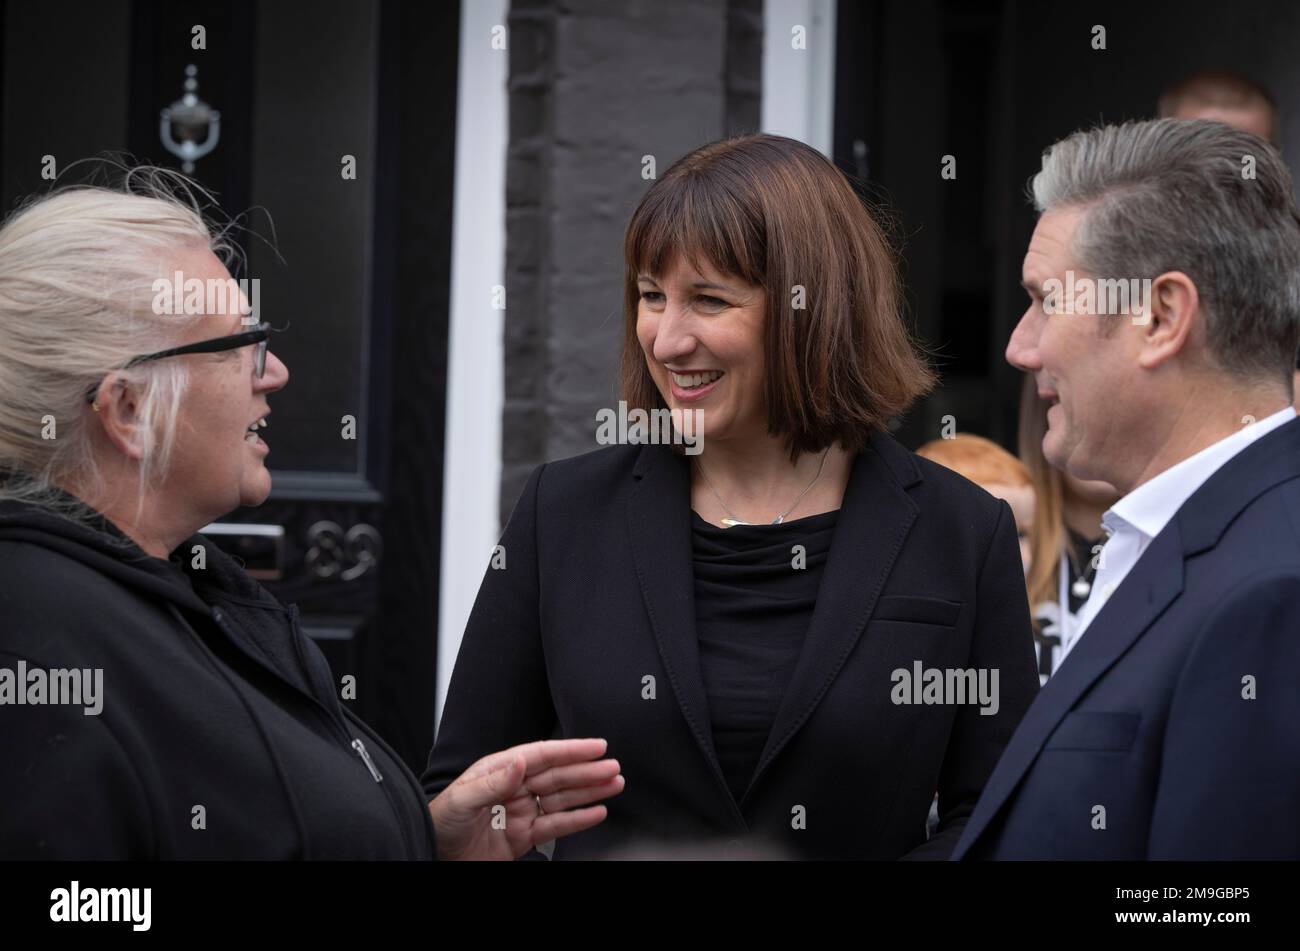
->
[91,402,100,413]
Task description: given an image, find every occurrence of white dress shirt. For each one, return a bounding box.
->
[1062,405,1297,661]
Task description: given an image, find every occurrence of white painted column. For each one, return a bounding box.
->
[762,0,838,156]
[436,0,509,731]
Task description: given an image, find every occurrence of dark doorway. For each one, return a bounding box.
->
[0,0,459,770]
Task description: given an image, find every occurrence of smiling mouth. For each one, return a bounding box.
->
[670,370,724,390]
[245,416,268,444]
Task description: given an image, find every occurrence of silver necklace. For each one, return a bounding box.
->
[1068,538,1098,599]
[696,448,831,527]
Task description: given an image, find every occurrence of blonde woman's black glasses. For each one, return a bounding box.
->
[86,322,273,404]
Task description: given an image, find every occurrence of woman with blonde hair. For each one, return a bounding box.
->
[0,171,622,859]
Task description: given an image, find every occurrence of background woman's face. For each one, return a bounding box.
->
[161,245,290,523]
[635,255,766,446]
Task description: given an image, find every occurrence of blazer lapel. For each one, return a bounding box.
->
[745,432,921,799]
[951,526,1183,857]
[625,445,742,819]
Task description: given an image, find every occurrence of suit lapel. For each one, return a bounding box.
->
[626,445,742,818]
[951,526,1184,857]
[745,432,920,799]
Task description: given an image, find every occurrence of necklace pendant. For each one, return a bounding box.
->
[1071,577,1092,598]
[720,517,752,528]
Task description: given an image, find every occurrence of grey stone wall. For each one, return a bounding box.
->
[501,0,762,522]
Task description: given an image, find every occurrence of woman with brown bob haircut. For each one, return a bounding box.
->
[424,134,1038,859]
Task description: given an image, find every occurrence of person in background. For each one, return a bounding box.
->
[915,434,1036,573]
[1016,375,1119,684]
[1157,68,1277,143]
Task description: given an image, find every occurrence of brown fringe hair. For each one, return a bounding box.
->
[619,134,936,461]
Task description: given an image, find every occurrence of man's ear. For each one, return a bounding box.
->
[90,376,145,461]
[1137,270,1199,370]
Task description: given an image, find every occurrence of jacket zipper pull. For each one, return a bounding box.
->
[351,738,383,782]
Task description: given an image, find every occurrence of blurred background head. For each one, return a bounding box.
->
[916,433,1035,572]
[1158,69,1278,143]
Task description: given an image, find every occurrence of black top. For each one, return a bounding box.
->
[0,495,437,859]
[424,439,1040,860]
[691,509,838,804]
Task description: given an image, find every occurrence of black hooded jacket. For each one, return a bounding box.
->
[0,495,437,859]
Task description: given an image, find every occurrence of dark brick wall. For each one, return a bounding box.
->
[501,0,763,521]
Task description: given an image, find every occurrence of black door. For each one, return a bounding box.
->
[1,0,459,770]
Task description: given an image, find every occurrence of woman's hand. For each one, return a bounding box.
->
[428,738,623,860]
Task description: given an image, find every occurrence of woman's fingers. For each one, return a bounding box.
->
[439,739,622,843]
[495,768,623,816]
[431,745,622,860]
[512,738,610,777]
[530,804,609,844]
[527,759,621,797]
[457,738,608,785]
[537,774,625,814]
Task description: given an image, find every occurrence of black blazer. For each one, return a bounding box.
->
[954,417,1300,860]
[423,433,1039,858]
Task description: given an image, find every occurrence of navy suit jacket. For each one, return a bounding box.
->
[425,434,1039,859]
[953,416,1300,860]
